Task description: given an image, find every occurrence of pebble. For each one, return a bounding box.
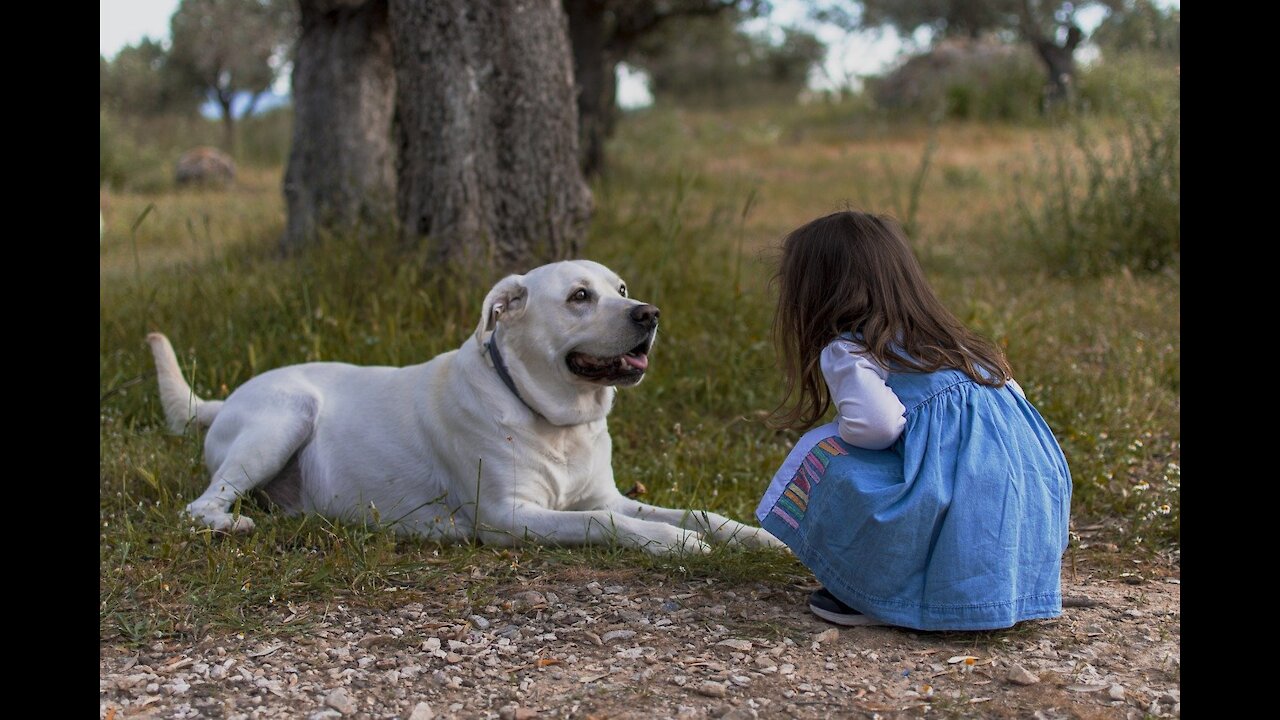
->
[602,630,636,643]
[696,681,728,698]
[324,688,356,715]
[1007,665,1041,685]
[716,639,753,652]
[814,629,839,644]
[721,708,758,720]
[407,701,435,720]
[308,711,342,720]
[469,615,491,630]
[512,591,546,608]
[1108,684,1125,701]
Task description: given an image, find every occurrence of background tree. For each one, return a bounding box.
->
[1089,0,1178,58]
[630,10,824,108]
[826,0,1125,108]
[169,0,298,155]
[563,1,762,178]
[388,0,593,271]
[100,39,204,117]
[281,0,396,251]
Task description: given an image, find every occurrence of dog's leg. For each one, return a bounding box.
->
[474,503,711,555]
[605,496,787,550]
[186,407,315,533]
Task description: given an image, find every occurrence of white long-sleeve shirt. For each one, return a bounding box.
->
[820,338,1026,450]
[820,339,907,450]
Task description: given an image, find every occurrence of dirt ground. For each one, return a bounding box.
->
[99,551,1179,720]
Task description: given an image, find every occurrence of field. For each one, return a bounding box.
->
[100,102,1179,718]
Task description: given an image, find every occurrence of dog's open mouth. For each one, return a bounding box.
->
[567,339,651,385]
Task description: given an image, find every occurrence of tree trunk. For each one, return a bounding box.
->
[389,0,593,271]
[1032,38,1077,109]
[218,94,236,157]
[565,0,617,179]
[281,0,397,251]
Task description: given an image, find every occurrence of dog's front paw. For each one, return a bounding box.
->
[185,503,257,534]
[638,528,710,556]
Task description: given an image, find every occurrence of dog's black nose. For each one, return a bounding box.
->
[630,303,660,327]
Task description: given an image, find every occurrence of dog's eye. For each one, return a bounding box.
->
[569,288,591,302]
[619,284,627,297]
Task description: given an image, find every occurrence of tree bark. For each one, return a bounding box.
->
[389,0,593,271]
[281,0,397,251]
[565,0,617,179]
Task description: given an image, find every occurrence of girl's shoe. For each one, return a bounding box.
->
[808,587,885,626]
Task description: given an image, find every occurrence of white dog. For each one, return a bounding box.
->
[148,260,782,555]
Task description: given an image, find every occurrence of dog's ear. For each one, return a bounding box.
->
[474,274,528,348]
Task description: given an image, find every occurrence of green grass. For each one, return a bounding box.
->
[100,100,1179,645]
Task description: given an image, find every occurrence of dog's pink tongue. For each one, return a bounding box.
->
[622,353,649,371]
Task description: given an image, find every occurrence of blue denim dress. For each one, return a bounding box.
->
[756,364,1072,631]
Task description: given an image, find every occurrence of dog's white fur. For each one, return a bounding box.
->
[149,260,783,554]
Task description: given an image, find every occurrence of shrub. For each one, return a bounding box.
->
[1015,99,1180,276]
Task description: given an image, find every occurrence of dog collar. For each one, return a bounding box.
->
[485,327,540,417]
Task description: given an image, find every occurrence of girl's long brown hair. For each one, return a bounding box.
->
[769,210,1012,430]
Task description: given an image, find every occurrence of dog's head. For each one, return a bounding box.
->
[473,260,659,424]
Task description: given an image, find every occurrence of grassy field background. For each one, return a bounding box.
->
[100,100,1179,645]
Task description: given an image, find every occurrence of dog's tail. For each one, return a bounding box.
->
[146,332,224,434]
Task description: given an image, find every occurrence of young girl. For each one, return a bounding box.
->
[755,210,1072,631]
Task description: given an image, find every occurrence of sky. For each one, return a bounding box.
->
[101,0,1177,111]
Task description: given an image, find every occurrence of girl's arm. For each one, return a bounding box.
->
[820,340,906,450]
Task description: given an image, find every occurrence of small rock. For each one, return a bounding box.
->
[604,585,626,594]
[469,615,491,630]
[1108,684,1125,701]
[512,591,546,607]
[325,687,356,715]
[1123,609,1144,619]
[309,711,342,720]
[722,708,758,720]
[423,637,441,651]
[407,701,435,720]
[814,628,839,643]
[602,630,636,643]
[445,652,463,664]
[716,639,753,652]
[1007,665,1041,686]
[696,681,729,698]
[358,634,395,648]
